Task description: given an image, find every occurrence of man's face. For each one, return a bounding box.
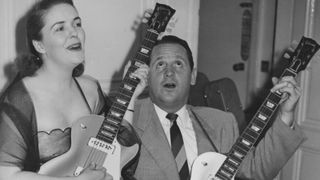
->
[148,43,197,112]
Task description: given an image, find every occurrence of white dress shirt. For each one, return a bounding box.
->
[153,104,198,169]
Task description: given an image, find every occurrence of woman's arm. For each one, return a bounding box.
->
[0,165,109,180]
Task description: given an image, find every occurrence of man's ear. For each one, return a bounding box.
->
[190,67,197,85]
[32,40,46,54]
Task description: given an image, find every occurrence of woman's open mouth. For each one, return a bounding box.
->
[67,43,82,51]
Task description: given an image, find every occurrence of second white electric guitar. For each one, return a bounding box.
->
[190,36,319,180]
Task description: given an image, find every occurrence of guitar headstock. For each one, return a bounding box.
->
[147,3,176,34]
[288,36,320,73]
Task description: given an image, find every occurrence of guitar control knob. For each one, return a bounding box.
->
[80,123,87,129]
[201,161,208,166]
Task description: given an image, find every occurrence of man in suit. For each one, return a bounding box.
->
[131,35,305,180]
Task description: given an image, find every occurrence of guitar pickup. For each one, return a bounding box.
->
[88,137,115,154]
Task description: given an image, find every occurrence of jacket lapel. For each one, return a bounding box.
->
[134,99,180,180]
[188,107,219,155]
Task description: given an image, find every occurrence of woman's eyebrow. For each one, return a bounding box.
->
[74,16,81,21]
[50,21,64,30]
[50,16,81,30]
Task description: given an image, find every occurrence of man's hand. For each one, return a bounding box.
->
[270,76,301,127]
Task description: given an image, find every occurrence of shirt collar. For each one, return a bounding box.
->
[153,104,190,127]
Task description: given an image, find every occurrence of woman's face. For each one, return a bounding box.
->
[34,3,85,69]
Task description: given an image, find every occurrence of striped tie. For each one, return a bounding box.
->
[166,113,189,180]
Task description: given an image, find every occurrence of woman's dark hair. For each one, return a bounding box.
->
[154,35,194,70]
[21,0,84,77]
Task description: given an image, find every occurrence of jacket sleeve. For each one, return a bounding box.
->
[236,116,306,180]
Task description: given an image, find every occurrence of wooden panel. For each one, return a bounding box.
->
[314,0,320,41]
[306,57,320,124]
[291,0,308,39]
[275,0,320,180]
[300,126,320,151]
[299,148,320,180]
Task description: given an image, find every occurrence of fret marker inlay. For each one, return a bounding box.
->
[124,84,133,91]
[241,139,251,146]
[221,170,232,177]
[258,114,267,121]
[140,47,149,54]
[266,101,275,109]
[134,61,143,67]
[224,165,235,172]
[228,159,239,166]
[251,125,260,132]
[233,151,244,158]
[111,111,121,117]
[116,98,127,105]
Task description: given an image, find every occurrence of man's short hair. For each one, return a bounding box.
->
[154,35,194,70]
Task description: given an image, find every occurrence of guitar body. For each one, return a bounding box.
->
[38,115,139,180]
[191,152,235,180]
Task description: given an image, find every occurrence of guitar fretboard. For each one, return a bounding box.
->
[96,29,159,144]
[214,36,320,180]
[214,69,296,180]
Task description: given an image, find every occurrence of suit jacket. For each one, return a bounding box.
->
[132,98,305,180]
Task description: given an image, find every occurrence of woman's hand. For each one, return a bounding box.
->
[77,163,113,180]
[141,9,152,24]
[123,61,149,99]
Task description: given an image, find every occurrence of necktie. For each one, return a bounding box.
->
[166,113,189,179]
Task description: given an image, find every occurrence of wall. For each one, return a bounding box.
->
[197,0,252,107]
[0,0,36,91]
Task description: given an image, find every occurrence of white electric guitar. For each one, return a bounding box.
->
[190,36,320,180]
[38,3,175,180]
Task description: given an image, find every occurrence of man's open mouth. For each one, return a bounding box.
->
[163,83,176,89]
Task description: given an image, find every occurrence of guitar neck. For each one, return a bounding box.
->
[214,69,295,179]
[214,36,320,180]
[96,29,159,144]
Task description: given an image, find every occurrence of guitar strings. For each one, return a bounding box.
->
[83,143,106,169]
